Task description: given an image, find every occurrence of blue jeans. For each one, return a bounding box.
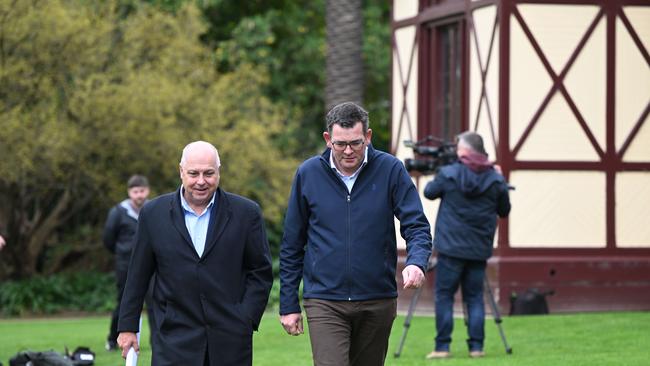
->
[434,253,486,352]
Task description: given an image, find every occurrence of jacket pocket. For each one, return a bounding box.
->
[235,303,253,333]
[159,300,177,331]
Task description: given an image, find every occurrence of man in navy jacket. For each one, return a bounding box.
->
[280,102,432,366]
[424,131,511,359]
[117,141,273,366]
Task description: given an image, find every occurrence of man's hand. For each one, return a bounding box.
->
[117,332,139,359]
[0,235,6,250]
[402,264,425,289]
[280,313,304,336]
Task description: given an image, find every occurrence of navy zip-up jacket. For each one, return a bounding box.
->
[279,145,432,315]
[424,161,511,261]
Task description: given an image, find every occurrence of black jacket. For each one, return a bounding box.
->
[118,188,273,366]
[103,200,139,273]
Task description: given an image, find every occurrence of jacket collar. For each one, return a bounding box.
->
[170,187,231,260]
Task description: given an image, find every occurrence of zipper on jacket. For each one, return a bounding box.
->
[347,193,352,301]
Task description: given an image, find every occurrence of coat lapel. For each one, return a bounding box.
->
[202,188,231,259]
[170,188,197,256]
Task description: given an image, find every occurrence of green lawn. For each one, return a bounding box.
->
[1,311,649,365]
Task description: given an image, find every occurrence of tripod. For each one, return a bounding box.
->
[393,261,513,358]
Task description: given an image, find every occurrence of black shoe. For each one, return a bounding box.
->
[105,340,118,351]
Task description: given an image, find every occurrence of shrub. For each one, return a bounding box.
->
[0,270,284,317]
[0,272,114,316]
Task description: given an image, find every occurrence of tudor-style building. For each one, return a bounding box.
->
[391,0,650,313]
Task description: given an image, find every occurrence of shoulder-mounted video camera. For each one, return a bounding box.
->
[403,136,457,175]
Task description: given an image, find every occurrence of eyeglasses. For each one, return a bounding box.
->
[331,139,365,151]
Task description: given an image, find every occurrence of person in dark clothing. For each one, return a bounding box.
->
[280,102,432,366]
[423,131,511,359]
[117,141,273,366]
[103,175,156,351]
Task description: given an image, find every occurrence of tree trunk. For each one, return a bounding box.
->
[325,0,364,111]
[0,187,75,279]
[22,189,72,277]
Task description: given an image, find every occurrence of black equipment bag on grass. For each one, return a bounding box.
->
[509,288,554,315]
[9,350,73,366]
[9,347,95,366]
[67,347,95,366]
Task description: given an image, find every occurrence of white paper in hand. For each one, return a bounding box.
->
[125,347,138,366]
[125,316,142,366]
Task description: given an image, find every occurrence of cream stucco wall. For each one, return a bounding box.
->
[393,0,419,22]
[509,4,649,248]
[617,6,650,161]
[509,171,606,247]
[470,5,500,159]
[392,3,649,250]
[392,25,419,160]
[614,7,650,247]
[617,172,650,247]
[392,21,421,249]
[511,4,603,160]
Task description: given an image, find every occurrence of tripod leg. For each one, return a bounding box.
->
[462,300,468,327]
[484,277,513,354]
[394,284,423,358]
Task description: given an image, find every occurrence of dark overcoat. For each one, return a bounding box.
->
[118,187,273,365]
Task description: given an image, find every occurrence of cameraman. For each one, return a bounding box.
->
[424,131,511,359]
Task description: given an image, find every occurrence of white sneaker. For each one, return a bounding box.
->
[426,350,451,359]
[469,350,485,358]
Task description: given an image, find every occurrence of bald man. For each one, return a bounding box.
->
[117,141,273,366]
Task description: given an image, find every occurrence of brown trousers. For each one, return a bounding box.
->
[303,298,397,366]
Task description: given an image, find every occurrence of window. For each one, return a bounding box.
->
[419,19,466,144]
[436,22,463,140]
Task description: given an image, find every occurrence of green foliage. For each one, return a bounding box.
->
[362,0,392,150]
[0,0,297,279]
[0,272,114,316]
[0,270,280,317]
[208,0,391,154]
[213,1,326,154]
[0,0,394,280]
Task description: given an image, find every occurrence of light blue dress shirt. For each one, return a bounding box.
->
[330,147,369,192]
[180,188,216,257]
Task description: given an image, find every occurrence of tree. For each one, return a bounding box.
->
[0,0,296,279]
[208,0,391,152]
[211,1,326,154]
[325,0,364,110]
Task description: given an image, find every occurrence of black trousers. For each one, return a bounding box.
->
[108,269,157,347]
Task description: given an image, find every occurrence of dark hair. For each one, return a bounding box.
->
[325,102,369,133]
[457,131,488,156]
[127,175,149,188]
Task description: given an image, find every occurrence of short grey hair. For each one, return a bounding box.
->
[325,102,369,134]
[180,141,221,168]
[457,131,487,156]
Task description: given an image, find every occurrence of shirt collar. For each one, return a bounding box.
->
[329,146,368,178]
[179,186,216,215]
